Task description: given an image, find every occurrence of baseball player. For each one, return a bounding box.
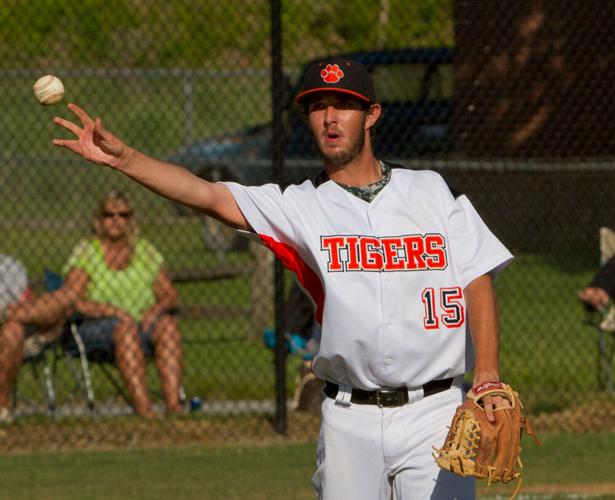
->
[53,58,513,499]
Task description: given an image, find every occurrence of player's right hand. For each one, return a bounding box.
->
[53,103,131,169]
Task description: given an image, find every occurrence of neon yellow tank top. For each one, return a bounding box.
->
[63,238,163,320]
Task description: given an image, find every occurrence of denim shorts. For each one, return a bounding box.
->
[72,316,156,359]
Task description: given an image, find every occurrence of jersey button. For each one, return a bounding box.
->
[385,358,393,365]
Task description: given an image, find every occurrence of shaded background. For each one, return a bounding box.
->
[0,0,614,452]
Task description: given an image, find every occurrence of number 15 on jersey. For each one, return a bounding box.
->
[421,287,465,330]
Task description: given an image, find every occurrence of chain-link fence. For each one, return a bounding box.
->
[0,0,614,452]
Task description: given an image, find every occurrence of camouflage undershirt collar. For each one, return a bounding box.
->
[335,161,391,203]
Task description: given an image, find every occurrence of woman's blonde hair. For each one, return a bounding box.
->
[92,189,138,245]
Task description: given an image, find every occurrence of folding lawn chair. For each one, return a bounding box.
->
[583,227,615,393]
[12,333,61,416]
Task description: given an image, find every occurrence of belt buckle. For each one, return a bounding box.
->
[376,389,399,407]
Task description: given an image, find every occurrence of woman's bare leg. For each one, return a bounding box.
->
[151,314,183,414]
[113,320,154,418]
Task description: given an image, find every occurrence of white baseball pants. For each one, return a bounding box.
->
[312,386,475,500]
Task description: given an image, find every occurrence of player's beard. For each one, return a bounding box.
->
[315,117,366,167]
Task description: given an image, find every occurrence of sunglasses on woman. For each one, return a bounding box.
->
[102,211,132,219]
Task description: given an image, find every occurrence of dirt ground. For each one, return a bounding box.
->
[530,398,615,433]
[0,411,322,453]
[0,398,614,453]
[479,482,615,497]
[524,483,615,494]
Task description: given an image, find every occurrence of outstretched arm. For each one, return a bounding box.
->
[53,103,249,231]
[6,268,89,326]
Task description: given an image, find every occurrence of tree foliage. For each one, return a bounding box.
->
[0,0,452,69]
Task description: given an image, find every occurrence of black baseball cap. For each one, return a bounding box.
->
[295,58,377,104]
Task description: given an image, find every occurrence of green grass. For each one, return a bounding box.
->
[0,443,317,500]
[495,253,612,414]
[519,432,615,487]
[0,433,613,499]
[477,432,615,498]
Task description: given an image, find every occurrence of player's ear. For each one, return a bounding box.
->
[365,103,382,130]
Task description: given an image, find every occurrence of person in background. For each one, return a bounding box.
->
[263,281,323,413]
[578,256,615,311]
[0,256,67,423]
[60,189,183,418]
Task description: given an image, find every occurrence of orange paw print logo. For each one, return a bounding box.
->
[321,64,344,83]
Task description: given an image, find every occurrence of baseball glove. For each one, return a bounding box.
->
[433,382,540,498]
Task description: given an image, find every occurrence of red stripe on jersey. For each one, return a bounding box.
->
[258,234,325,325]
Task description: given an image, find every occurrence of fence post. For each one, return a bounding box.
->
[270,0,287,435]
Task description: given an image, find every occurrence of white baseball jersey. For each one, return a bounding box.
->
[224,166,512,390]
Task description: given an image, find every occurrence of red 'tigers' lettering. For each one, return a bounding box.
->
[321,234,448,272]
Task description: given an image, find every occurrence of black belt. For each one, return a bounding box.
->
[324,378,453,407]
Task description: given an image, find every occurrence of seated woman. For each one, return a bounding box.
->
[579,255,615,311]
[60,189,183,418]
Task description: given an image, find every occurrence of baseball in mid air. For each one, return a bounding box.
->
[33,75,65,106]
